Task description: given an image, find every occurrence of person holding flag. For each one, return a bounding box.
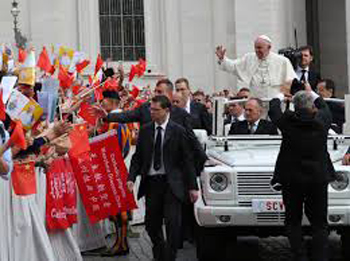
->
[98,89,132,256]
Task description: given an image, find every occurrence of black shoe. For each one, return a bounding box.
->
[101,248,129,256]
[81,246,108,256]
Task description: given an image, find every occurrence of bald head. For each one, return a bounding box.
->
[254,35,272,60]
[172,92,187,108]
[244,98,263,123]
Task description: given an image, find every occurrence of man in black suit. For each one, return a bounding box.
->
[317,79,345,133]
[175,78,212,135]
[269,90,335,261]
[295,45,321,92]
[224,97,245,125]
[127,95,198,261]
[229,98,278,135]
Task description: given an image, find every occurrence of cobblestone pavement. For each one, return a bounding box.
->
[83,226,343,261]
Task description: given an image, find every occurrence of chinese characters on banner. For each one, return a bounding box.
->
[70,130,137,224]
[46,157,78,230]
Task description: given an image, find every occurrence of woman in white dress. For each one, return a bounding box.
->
[0,122,14,261]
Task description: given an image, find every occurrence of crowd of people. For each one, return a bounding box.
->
[0,33,348,261]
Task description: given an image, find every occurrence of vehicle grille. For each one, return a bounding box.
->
[256,212,285,224]
[237,172,281,196]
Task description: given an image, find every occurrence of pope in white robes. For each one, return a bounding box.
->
[216,35,297,98]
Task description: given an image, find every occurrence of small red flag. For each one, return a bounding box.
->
[37,47,53,73]
[130,85,140,99]
[88,75,93,86]
[18,48,27,63]
[94,54,104,76]
[58,64,75,89]
[72,85,82,95]
[0,89,6,121]
[76,59,90,73]
[12,161,36,195]
[78,102,99,126]
[68,123,90,157]
[94,87,103,101]
[129,65,137,82]
[9,120,27,150]
[136,59,146,77]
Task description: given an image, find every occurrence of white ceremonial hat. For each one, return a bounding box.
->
[257,35,272,44]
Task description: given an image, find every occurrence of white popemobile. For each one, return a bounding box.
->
[194,96,350,260]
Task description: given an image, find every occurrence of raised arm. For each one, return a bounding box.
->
[107,104,145,123]
[268,98,284,127]
[314,97,332,131]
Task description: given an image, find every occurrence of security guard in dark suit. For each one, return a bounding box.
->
[127,95,198,261]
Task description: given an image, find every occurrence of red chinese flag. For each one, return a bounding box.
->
[68,123,90,157]
[136,59,146,77]
[129,85,140,99]
[18,48,27,63]
[37,47,53,73]
[92,80,103,101]
[58,64,74,89]
[94,54,104,76]
[128,65,137,82]
[76,59,90,73]
[0,89,6,121]
[12,161,36,195]
[72,85,82,95]
[88,75,93,86]
[78,102,98,126]
[9,120,27,150]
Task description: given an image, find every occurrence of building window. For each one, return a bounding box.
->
[99,0,145,61]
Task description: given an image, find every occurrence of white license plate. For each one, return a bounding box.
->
[252,199,285,213]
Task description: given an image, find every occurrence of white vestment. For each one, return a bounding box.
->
[219,52,297,98]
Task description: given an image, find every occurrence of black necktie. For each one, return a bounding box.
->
[153,126,162,171]
[249,123,255,134]
[300,69,307,83]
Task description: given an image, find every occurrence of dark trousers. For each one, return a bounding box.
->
[181,202,195,245]
[282,182,329,261]
[145,175,182,261]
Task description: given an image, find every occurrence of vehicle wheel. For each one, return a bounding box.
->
[196,227,236,261]
[341,228,350,261]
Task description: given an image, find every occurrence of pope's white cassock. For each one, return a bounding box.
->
[219,52,297,98]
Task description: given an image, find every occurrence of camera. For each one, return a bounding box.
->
[278,47,302,69]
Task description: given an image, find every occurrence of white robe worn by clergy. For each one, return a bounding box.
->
[219,52,297,98]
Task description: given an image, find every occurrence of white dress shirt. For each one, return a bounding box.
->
[148,114,170,176]
[185,99,191,114]
[249,119,260,134]
[296,66,309,82]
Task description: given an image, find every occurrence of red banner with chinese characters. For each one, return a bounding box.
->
[46,157,78,230]
[89,131,137,213]
[70,130,137,224]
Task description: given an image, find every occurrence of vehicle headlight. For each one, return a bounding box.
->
[331,172,349,191]
[209,173,228,192]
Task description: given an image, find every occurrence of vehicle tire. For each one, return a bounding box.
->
[196,227,236,261]
[341,228,350,261]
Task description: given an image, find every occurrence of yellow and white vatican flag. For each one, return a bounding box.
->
[58,46,74,69]
[18,50,36,86]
